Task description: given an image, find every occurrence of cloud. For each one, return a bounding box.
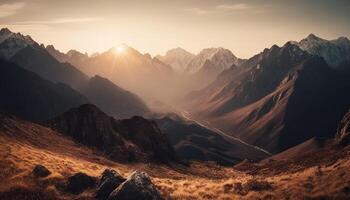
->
[0,2,25,18]
[184,8,213,15]
[217,3,249,11]
[12,17,103,25]
[185,3,264,15]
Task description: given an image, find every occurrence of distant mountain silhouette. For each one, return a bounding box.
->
[156,47,195,73]
[78,76,149,118]
[184,47,246,89]
[0,59,88,122]
[11,44,89,88]
[47,104,176,163]
[0,28,149,118]
[185,42,350,153]
[186,47,244,75]
[45,45,89,69]
[61,45,175,102]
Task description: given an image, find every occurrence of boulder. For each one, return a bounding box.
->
[108,171,163,200]
[66,172,97,194]
[96,169,126,199]
[32,165,51,178]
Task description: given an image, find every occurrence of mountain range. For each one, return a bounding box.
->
[0,28,149,119]
[1,26,350,199]
[184,36,350,153]
[46,44,247,102]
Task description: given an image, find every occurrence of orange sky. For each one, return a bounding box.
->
[1,0,349,58]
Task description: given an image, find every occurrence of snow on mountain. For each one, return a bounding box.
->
[0,28,36,59]
[156,47,195,73]
[294,34,350,68]
[0,28,13,43]
[185,47,243,74]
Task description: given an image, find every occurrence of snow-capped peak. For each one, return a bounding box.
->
[156,47,195,73]
[0,28,36,59]
[294,34,350,67]
[185,47,240,74]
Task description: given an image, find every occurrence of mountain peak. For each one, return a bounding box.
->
[0,28,36,58]
[306,33,321,41]
[156,47,195,73]
[67,49,87,57]
[186,47,240,75]
[45,44,59,52]
[166,47,194,56]
[0,28,12,35]
[295,34,350,67]
[334,36,350,45]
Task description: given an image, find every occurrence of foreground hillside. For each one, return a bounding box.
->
[1,114,349,199]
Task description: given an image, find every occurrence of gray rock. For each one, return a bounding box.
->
[32,164,51,178]
[108,171,163,200]
[96,169,126,199]
[66,172,97,194]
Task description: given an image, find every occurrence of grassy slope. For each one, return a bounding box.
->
[0,115,349,199]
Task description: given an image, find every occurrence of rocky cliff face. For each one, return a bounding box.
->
[336,110,350,146]
[47,104,176,163]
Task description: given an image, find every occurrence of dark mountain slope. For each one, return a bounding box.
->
[9,43,149,118]
[185,43,350,153]
[10,45,89,89]
[47,104,175,163]
[79,76,149,118]
[279,58,350,151]
[0,59,88,122]
[0,29,149,118]
[11,46,148,117]
[154,114,269,165]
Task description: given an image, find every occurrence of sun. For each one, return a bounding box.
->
[115,45,125,54]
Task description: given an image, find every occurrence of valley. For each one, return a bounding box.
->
[1,7,350,199]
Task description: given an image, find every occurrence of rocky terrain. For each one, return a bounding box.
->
[47,104,176,163]
[0,111,350,199]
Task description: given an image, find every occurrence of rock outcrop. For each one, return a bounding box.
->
[32,165,51,178]
[47,104,176,163]
[96,169,126,199]
[66,172,97,194]
[108,171,163,200]
[336,110,350,146]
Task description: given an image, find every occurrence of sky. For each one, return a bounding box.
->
[0,0,350,58]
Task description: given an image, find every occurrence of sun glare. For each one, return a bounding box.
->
[115,45,125,54]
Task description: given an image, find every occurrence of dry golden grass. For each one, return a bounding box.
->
[0,115,350,199]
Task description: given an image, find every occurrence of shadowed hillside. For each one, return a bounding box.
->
[0,59,88,122]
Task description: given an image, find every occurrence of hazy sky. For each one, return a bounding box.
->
[1,0,350,58]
